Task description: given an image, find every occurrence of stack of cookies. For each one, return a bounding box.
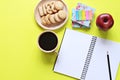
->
[38,1,67,26]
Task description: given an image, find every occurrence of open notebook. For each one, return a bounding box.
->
[53,29,120,80]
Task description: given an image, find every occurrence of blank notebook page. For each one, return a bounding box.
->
[85,37,110,80]
[54,29,92,79]
[85,37,120,80]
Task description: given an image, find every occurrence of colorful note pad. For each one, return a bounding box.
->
[72,10,94,21]
[72,3,95,28]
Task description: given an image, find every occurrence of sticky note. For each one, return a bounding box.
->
[72,9,76,21]
[82,10,86,20]
[86,10,89,20]
[89,10,93,20]
[79,10,82,20]
[76,10,79,21]
[72,3,95,28]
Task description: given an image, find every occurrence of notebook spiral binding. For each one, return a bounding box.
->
[80,36,97,80]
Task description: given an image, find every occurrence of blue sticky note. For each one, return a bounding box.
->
[76,10,79,21]
[72,9,76,21]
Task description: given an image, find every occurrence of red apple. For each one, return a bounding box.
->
[96,13,114,31]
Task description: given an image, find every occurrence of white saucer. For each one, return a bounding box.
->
[34,0,69,30]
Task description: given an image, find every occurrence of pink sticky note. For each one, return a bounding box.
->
[86,10,89,20]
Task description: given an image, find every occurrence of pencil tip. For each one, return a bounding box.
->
[107,51,109,53]
[107,51,109,55]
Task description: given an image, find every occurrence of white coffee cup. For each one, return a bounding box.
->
[38,31,58,53]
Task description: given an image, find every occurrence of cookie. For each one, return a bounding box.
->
[58,10,66,20]
[54,1,64,10]
[38,6,44,17]
[41,16,47,25]
[45,2,50,8]
[49,14,56,24]
[44,14,51,25]
[44,1,53,14]
[42,4,47,15]
[46,6,53,14]
[54,13,62,22]
[50,1,57,13]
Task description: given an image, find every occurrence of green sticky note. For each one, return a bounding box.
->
[79,10,82,20]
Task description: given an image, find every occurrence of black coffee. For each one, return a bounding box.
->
[38,32,58,51]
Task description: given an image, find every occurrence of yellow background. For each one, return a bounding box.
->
[0,0,120,80]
